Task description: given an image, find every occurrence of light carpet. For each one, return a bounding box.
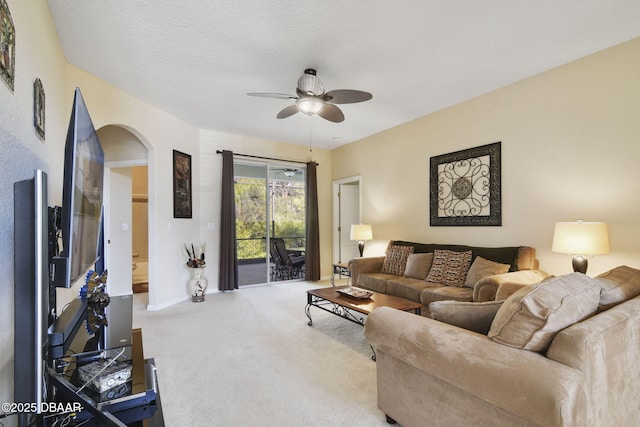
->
[132,280,391,426]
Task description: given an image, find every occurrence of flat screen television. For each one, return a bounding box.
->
[51,88,105,289]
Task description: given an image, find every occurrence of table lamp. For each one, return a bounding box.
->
[551,220,610,274]
[350,224,373,257]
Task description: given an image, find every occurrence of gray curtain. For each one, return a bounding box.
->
[218,150,238,290]
[305,162,320,281]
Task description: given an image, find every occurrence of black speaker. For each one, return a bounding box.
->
[14,170,49,426]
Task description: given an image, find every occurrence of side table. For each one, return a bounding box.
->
[331,262,351,287]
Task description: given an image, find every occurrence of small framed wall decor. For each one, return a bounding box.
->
[173,150,193,218]
[0,0,15,91]
[429,141,501,226]
[34,78,45,139]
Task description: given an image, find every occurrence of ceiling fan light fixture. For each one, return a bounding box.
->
[296,96,325,115]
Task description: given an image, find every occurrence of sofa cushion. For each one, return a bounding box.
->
[421,285,474,306]
[386,277,438,303]
[488,273,600,352]
[425,249,472,287]
[403,253,433,279]
[594,265,640,310]
[463,256,510,288]
[357,272,397,293]
[381,245,414,276]
[429,300,504,335]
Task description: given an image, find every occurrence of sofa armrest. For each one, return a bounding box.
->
[473,269,550,302]
[365,307,585,426]
[348,256,385,286]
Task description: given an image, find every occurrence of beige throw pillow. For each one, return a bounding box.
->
[464,256,510,288]
[404,253,434,279]
[594,265,640,310]
[425,249,472,287]
[488,273,600,352]
[381,245,414,276]
[430,300,504,335]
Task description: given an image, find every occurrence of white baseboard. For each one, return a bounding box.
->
[146,295,188,311]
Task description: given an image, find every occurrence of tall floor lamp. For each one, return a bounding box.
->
[552,220,610,274]
[350,224,373,257]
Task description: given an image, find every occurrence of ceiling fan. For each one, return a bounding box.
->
[272,167,303,178]
[247,68,372,123]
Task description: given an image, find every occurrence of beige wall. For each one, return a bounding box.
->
[332,37,640,277]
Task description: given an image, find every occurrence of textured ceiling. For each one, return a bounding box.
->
[47,1,640,150]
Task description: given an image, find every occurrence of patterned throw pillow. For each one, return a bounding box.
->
[426,249,473,287]
[381,245,414,276]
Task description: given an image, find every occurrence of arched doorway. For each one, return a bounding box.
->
[97,125,152,305]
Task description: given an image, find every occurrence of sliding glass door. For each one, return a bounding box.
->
[234,162,306,285]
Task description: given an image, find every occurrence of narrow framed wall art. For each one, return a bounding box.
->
[34,78,45,139]
[429,141,501,226]
[173,150,193,218]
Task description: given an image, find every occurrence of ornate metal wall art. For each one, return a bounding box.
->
[34,78,45,139]
[0,0,15,91]
[430,141,501,226]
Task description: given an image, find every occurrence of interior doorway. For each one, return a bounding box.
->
[332,176,362,263]
[131,166,149,293]
[98,125,149,298]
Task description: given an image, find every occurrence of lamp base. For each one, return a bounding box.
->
[358,241,365,257]
[572,255,588,274]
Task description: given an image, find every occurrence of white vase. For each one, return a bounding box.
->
[187,267,208,302]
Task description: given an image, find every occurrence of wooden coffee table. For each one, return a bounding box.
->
[306,285,422,327]
[306,286,422,360]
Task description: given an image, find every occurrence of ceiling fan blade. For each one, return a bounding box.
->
[276,105,299,119]
[324,89,373,104]
[318,104,344,123]
[247,92,297,100]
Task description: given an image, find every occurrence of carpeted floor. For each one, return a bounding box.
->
[132,280,391,426]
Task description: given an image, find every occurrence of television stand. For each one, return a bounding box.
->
[46,296,163,426]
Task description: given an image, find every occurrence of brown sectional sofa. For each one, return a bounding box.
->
[349,241,549,315]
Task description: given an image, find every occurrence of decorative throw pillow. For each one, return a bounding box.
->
[488,273,600,352]
[381,245,414,276]
[594,265,640,310]
[403,253,434,279]
[429,300,504,335]
[463,256,511,288]
[425,249,473,287]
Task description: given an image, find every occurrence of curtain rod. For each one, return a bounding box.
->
[216,150,318,166]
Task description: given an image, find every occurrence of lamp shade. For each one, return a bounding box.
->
[350,224,373,241]
[552,221,610,255]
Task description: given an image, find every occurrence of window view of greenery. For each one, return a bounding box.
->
[235,177,305,260]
